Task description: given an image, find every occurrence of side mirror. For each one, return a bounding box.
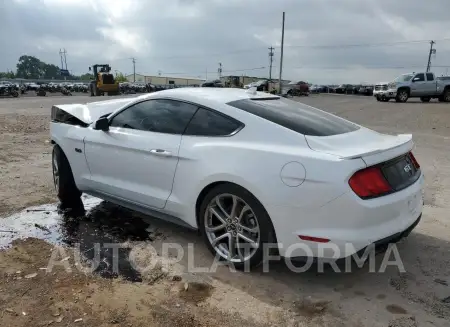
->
[94,117,109,131]
[412,78,418,82]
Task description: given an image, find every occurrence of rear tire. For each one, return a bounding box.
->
[52,145,81,207]
[420,96,431,103]
[198,183,276,270]
[443,89,450,102]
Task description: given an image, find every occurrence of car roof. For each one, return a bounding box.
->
[137,87,280,105]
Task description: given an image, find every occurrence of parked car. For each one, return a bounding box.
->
[352,85,362,94]
[0,81,19,97]
[309,85,321,93]
[287,81,309,96]
[358,85,374,96]
[335,84,354,94]
[201,80,224,88]
[373,82,389,101]
[50,88,423,268]
[383,72,450,102]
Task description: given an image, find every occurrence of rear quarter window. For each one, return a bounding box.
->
[227,98,359,136]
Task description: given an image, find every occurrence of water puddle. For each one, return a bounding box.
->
[0,195,153,282]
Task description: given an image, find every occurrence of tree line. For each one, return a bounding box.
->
[0,55,128,82]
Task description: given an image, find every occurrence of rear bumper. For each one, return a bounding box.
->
[269,173,424,259]
[288,214,421,262]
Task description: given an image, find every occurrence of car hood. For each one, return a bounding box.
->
[53,97,136,124]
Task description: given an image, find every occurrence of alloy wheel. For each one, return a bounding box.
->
[204,194,260,263]
[400,91,408,101]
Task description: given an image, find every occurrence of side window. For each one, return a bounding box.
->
[110,99,198,134]
[184,108,242,136]
[426,73,434,81]
[414,73,425,82]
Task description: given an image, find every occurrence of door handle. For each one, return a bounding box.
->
[150,149,172,157]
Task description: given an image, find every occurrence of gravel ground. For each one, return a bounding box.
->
[0,94,449,327]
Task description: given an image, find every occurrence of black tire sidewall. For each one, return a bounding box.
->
[198,184,276,269]
[444,90,450,102]
[52,145,81,205]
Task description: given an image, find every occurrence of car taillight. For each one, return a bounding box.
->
[349,167,392,199]
[409,152,420,169]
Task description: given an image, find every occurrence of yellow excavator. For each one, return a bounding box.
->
[89,64,120,96]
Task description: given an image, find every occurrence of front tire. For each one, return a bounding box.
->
[199,184,276,269]
[396,89,409,103]
[52,145,81,207]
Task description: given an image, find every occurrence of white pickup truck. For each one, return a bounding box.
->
[376,72,450,103]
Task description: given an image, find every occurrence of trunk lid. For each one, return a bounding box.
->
[54,97,136,124]
[305,127,414,166]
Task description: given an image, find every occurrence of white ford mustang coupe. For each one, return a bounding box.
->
[50,88,424,268]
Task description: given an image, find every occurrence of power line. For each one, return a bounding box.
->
[111,37,450,62]
[285,38,447,49]
[288,64,450,70]
[140,66,266,77]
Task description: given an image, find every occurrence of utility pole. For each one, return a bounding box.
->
[59,50,64,70]
[218,63,222,79]
[278,12,285,95]
[268,46,274,80]
[131,57,136,82]
[426,40,436,72]
[59,49,68,70]
[63,49,68,71]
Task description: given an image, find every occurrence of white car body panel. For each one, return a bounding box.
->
[50,88,423,260]
[83,127,182,209]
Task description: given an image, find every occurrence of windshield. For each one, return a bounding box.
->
[394,74,414,83]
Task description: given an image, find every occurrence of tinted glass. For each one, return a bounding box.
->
[414,73,425,81]
[426,73,434,81]
[184,108,242,136]
[110,99,197,134]
[227,98,359,136]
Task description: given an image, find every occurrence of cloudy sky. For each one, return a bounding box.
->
[1,0,450,84]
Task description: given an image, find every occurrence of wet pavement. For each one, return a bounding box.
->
[0,195,154,282]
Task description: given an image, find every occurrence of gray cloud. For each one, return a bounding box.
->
[1,0,450,83]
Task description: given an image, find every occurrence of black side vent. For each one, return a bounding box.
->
[51,106,89,127]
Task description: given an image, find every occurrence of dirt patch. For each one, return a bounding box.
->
[388,316,418,327]
[0,238,267,327]
[293,298,331,318]
[386,304,409,314]
[0,111,54,216]
[178,282,214,304]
